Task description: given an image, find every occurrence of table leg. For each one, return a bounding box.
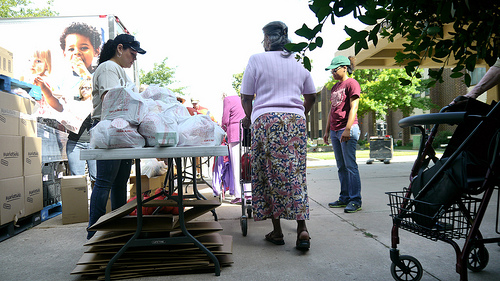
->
[177,157,220,276]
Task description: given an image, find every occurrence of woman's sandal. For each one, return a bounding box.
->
[265,231,285,245]
[296,230,311,251]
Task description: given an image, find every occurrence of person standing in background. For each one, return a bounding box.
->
[241,21,316,251]
[87,33,146,239]
[323,55,362,213]
[191,98,217,122]
[59,22,101,186]
[221,92,250,204]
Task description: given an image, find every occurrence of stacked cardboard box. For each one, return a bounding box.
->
[71,198,233,279]
[0,90,40,226]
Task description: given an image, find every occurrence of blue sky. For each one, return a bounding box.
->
[42,0,365,119]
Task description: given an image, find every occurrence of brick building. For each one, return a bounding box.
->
[307,26,499,147]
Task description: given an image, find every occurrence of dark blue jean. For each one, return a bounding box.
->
[87,158,132,239]
[329,124,362,205]
[87,119,132,239]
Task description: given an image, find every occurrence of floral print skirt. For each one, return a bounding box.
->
[251,112,309,221]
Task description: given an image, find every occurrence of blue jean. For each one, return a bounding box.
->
[66,139,96,181]
[87,119,132,239]
[330,124,362,205]
[87,159,132,238]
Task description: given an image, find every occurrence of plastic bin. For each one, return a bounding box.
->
[367,136,393,164]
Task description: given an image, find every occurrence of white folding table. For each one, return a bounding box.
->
[80,145,229,280]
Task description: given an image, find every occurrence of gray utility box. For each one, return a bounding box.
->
[367,136,393,164]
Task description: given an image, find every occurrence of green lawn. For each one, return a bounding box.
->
[308,148,421,160]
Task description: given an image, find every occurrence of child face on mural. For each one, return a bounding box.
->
[63,33,97,75]
[30,56,47,76]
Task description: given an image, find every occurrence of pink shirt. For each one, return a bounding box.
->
[241,51,316,123]
[221,95,245,143]
[329,78,360,131]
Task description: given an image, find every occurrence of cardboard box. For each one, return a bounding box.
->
[0,46,13,77]
[129,175,164,197]
[19,114,37,137]
[0,135,23,180]
[0,90,35,115]
[0,108,19,136]
[23,136,42,176]
[61,175,88,225]
[24,174,43,216]
[0,177,24,225]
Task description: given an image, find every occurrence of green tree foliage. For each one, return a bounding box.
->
[231,72,244,96]
[287,1,500,87]
[139,57,185,96]
[1,0,58,17]
[325,68,436,119]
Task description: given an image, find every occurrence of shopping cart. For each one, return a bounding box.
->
[387,97,500,281]
[239,121,252,236]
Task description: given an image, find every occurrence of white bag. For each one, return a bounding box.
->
[141,158,167,178]
[102,86,148,125]
[177,115,221,146]
[90,118,145,149]
[165,102,191,122]
[141,84,177,104]
[138,112,178,147]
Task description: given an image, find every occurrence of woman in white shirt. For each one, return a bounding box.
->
[87,34,146,240]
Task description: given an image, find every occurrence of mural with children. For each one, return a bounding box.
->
[19,21,103,134]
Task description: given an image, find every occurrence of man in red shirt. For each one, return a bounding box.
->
[190,98,216,122]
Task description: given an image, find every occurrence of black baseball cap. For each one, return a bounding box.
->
[114,34,146,54]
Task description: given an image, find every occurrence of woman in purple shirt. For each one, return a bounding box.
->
[241,21,316,251]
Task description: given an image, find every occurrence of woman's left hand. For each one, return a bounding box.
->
[242,116,251,129]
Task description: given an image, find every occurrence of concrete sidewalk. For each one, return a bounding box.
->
[1,155,499,281]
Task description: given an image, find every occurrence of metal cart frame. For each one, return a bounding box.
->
[239,121,252,236]
[387,99,500,281]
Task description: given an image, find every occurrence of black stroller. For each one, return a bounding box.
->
[387,97,500,281]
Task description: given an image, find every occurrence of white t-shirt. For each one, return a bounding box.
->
[91,60,134,120]
[241,51,316,122]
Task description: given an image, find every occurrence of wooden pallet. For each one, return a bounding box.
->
[0,211,42,242]
[41,201,62,222]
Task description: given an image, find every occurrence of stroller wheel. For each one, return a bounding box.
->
[390,255,422,281]
[247,205,252,219]
[240,216,248,236]
[467,245,489,272]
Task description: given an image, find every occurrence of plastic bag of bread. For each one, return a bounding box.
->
[177,115,225,146]
[164,102,191,122]
[141,84,177,104]
[90,118,145,149]
[102,86,147,125]
[138,111,178,147]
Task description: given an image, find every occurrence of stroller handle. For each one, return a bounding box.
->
[398,112,466,128]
